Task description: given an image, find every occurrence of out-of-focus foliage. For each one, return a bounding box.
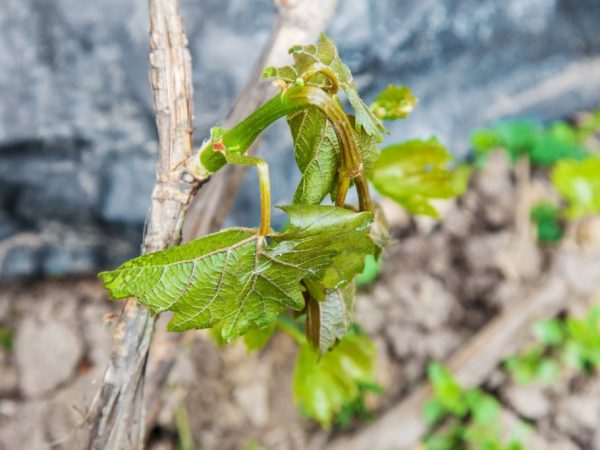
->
[370,138,471,218]
[0,326,13,352]
[471,119,589,166]
[334,381,384,429]
[369,84,417,121]
[551,156,600,219]
[291,327,378,428]
[356,254,383,288]
[423,362,527,450]
[505,304,600,385]
[530,203,564,244]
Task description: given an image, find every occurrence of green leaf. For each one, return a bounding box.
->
[530,203,564,244]
[370,85,418,121]
[529,123,588,166]
[427,362,467,416]
[352,115,382,175]
[293,331,377,428]
[279,205,375,289]
[576,108,600,142]
[535,358,560,384]
[0,326,13,353]
[471,128,501,155]
[344,86,386,139]
[263,33,385,139]
[494,120,543,161]
[306,282,356,354]
[99,205,373,341]
[423,397,447,425]
[533,318,565,346]
[289,107,340,205]
[504,345,545,385]
[356,254,383,288]
[370,138,463,218]
[465,389,499,425]
[243,322,277,352]
[551,156,600,219]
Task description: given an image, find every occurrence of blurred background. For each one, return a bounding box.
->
[1,0,600,449]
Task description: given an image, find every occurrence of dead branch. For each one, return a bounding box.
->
[86,0,198,448]
[326,248,600,450]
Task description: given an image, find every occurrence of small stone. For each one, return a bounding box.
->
[15,316,83,397]
[556,392,600,433]
[0,366,18,396]
[234,382,269,427]
[504,385,550,420]
[355,298,385,334]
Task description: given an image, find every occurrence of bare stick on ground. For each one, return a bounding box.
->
[86,1,199,448]
[326,248,600,450]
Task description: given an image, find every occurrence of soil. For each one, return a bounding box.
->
[0,151,599,450]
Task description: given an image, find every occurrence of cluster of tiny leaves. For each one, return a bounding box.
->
[423,362,528,450]
[505,304,600,385]
[471,119,589,167]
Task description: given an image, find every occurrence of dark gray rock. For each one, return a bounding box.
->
[1,0,600,278]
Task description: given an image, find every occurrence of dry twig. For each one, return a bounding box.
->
[86,0,198,448]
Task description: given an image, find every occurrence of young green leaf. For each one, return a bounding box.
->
[352,115,382,175]
[529,123,588,166]
[278,205,376,289]
[423,397,447,425]
[530,203,564,244]
[99,205,373,341]
[370,138,464,218]
[263,33,386,139]
[370,85,417,121]
[356,254,383,288]
[464,389,499,425]
[292,330,377,428]
[306,282,355,354]
[289,107,340,205]
[493,120,543,161]
[533,318,565,346]
[427,362,467,416]
[243,322,277,352]
[551,156,600,218]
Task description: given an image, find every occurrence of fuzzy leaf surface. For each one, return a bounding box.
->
[280,206,375,289]
[293,331,377,428]
[289,107,340,205]
[306,282,355,354]
[370,84,417,121]
[370,138,466,217]
[263,33,385,139]
[99,206,373,340]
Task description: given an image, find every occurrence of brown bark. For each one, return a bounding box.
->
[86,1,199,448]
